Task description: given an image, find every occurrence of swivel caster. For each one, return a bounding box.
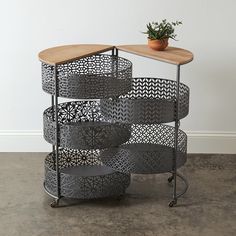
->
[168,175,174,183]
[50,198,60,208]
[168,199,177,207]
[116,194,125,201]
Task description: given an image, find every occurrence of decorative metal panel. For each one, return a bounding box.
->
[44,148,131,199]
[44,101,131,150]
[100,77,189,124]
[100,124,187,174]
[42,54,132,99]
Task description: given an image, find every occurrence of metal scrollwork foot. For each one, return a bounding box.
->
[168,175,174,183]
[50,198,60,208]
[116,194,125,201]
[169,198,177,207]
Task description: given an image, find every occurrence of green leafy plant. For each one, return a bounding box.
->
[143,19,182,40]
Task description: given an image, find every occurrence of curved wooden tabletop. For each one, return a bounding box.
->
[116,45,193,65]
[38,44,193,66]
[38,44,114,65]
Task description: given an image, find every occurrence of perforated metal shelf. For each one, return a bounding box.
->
[44,101,131,150]
[100,124,187,174]
[44,148,131,199]
[42,54,132,99]
[100,77,189,124]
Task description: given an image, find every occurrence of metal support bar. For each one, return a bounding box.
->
[169,65,181,207]
[51,95,54,112]
[51,95,55,154]
[51,95,55,168]
[175,171,189,198]
[110,48,119,99]
[51,65,61,207]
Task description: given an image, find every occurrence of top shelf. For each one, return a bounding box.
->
[38,44,114,65]
[38,44,193,66]
[117,45,193,65]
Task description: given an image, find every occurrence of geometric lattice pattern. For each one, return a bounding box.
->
[100,124,187,174]
[44,148,131,199]
[100,77,189,124]
[42,54,132,99]
[43,101,131,150]
[46,148,102,169]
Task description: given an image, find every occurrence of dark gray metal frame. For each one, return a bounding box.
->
[109,50,188,207]
[45,48,133,207]
[168,65,189,207]
[51,65,61,207]
[42,47,189,208]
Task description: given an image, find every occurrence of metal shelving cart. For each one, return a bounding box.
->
[38,44,193,207]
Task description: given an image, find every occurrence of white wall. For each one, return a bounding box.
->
[0,0,235,153]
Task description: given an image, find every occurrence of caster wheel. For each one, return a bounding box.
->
[168,176,174,183]
[50,199,60,208]
[169,199,177,207]
[116,194,125,201]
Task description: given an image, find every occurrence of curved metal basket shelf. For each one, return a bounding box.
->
[100,77,189,124]
[42,54,132,99]
[100,124,187,174]
[44,101,131,150]
[44,148,131,199]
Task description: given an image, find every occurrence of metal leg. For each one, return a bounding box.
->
[51,65,61,208]
[169,65,181,208]
[111,48,119,100]
[115,48,119,88]
[175,171,189,198]
[51,95,56,168]
[168,171,189,201]
[168,174,174,183]
[50,198,60,208]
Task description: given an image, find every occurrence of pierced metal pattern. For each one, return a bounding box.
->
[44,101,131,150]
[44,148,131,199]
[100,77,189,124]
[42,54,132,99]
[46,148,101,168]
[100,124,187,174]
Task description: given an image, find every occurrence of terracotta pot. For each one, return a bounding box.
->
[148,38,169,51]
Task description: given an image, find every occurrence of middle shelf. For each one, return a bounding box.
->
[44,100,131,150]
[43,100,187,175]
[101,77,189,124]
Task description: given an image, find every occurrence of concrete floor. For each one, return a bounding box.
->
[0,153,235,236]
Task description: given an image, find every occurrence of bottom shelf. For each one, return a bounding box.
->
[44,149,131,199]
[100,124,187,174]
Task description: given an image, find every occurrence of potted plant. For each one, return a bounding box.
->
[143,19,182,51]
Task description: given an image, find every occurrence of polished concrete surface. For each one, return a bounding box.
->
[0,153,235,236]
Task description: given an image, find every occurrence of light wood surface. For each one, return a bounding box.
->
[38,44,114,65]
[116,45,193,65]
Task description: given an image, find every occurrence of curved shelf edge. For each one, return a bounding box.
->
[38,44,193,66]
[100,77,189,124]
[100,144,187,174]
[43,101,131,150]
[41,54,132,99]
[44,152,131,199]
[38,44,115,65]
